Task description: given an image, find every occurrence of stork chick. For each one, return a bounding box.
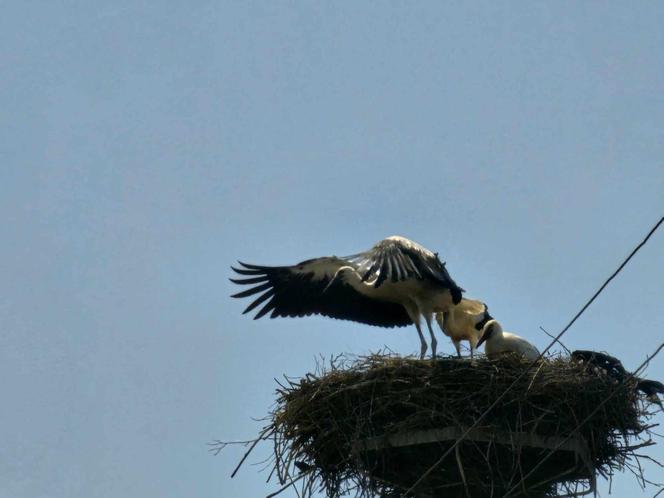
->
[477,320,540,361]
[571,350,663,409]
[435,298,492,358]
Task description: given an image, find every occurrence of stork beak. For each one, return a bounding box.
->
[476,334,487,349]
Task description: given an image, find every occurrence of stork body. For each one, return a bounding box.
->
[571,350,663,408]
[435,298,492,358]
[571,350,626,381]
[477,320,540,361]
[230,236,464,358]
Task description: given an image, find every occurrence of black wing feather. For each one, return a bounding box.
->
[254,295,278,319]
[230,260,411,328]
[400,252,421,278]
[351,238,463,303]
[230,282,273,299]
[229,276,269,285]
[230,266,262,276]
[401,246,463,303]
[244,289,276,315]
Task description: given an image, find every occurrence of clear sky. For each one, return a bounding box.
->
[2,2,663,497]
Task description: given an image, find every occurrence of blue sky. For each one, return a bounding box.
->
[1,2,663,497]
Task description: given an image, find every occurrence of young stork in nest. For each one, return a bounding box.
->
[477,319,540,361]
[435,298,492,358]
[572,350,664,408]
[230,236,464,358]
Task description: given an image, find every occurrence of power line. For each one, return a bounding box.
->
[406,215,664,494]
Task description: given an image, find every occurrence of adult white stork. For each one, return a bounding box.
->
[435,298,492,358]
[230,236,464,358]
[476,320,540,361]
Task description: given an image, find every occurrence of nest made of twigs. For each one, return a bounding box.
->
[256,353,660,498]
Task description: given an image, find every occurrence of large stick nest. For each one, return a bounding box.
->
[241,353,662,498]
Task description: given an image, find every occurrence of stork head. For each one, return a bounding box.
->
[477,319,503,348]
[474,303,493,331]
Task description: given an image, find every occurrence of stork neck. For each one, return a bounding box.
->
[339,267,364,288]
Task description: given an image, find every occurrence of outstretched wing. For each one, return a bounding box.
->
[230,257,412,328]
[346,236,463,299]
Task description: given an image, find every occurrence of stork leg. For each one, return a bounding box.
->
[403,302,427,359]
[469,337,479,359]
[424,314,437,358]
[414,322,427,359]
[453,341,462,358]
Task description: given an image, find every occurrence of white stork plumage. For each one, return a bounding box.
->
[230,236,464,358]
[476,320,540,361]
[435,298,492,358]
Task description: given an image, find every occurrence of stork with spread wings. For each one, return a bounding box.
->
[231,236,464,358]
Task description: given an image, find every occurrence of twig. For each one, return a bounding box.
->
[455,443,470,498]
[633,455,664,468]
[526,360,546,393]
[231,427,274,478]
[265,470,311,498]
[208,437,274,456]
